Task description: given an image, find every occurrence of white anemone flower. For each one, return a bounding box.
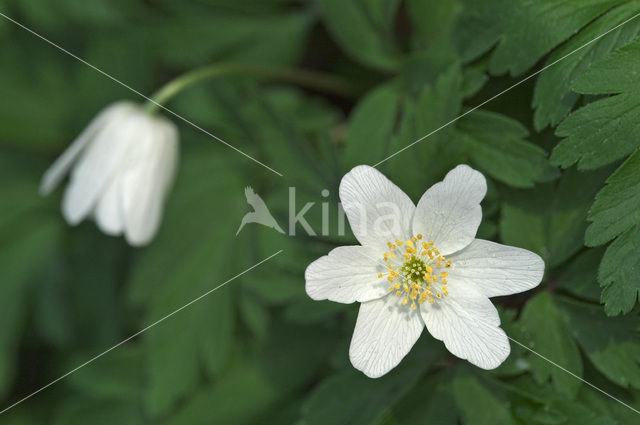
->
[40,101,179,246]
[306,165,544,378]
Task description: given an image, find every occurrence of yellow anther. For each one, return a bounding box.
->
[411,303,416,309]
[403,253,410,260]
[395,282,401,289]
[441,272,448,278]
[403,284,409,293]
[436,293,442,298]
[441,278,448,284]
[396,290,402,296]
[426,266,433,274]
[389,252,395,258]
[396,240,403,246]
[377,273,383,278]
[411,237,417,242]
[417,234,423,239]
[428,298,435,304]
[406,240,414,248]
[402,297,409,306]
[436,262,442,268]
[422,242,429,249]
[421,250,427,256]
[388,286,394,291]
[387,276,394,283]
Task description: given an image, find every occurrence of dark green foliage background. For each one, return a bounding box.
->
[1,0,640,423]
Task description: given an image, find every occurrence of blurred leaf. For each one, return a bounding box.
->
[342,83,399,171]
[129,151,246,416]
[165,354,280,425]
[318,0,400,71]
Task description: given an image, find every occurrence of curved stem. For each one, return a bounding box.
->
[145,63,359,113]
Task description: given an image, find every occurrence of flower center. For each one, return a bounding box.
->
[377,234,452,309]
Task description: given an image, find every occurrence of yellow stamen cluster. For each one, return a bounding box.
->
[379,234,452,308]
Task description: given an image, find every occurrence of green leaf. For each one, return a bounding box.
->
[165,355,280,425]
[342,84,400,171]
[585,146,640,247]
[318,0,401,71]
[488,0,626,76]
[500,167,609,266]
[387,65,464,199]
[454,109,557,187]
[454,0,516,63]
[598,224,640,315]
[519,293,583,397]
[393,373,457,425]
[301,342,434,425]
[452,374,517,425]
[555,247,605,302]
[533,1,640,130]
[559,297,640,389]
[552,39,640,170]
[129,152,245,416]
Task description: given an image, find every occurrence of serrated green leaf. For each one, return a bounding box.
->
[519,293,583,397]
[598,224,640,315]
[585,150,640,246]
[488,0,625,76]
[533,1,640,130]
[454,109,556,187]
[552,39,640,170]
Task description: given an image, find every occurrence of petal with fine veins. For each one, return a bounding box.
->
[412,164,486,256]
[306,245,390,303]
[339,165,415,247]
[420,283,509,369]
[448,239,545,298]
[350,295,424,378]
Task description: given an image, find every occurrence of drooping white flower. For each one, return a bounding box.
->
[305,165,544,378]
[40,101,179,246]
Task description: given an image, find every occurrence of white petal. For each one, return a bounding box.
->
[122,118,178,246]
[339,165,415,248]
[61,103,140,225]
[350,295,424,378]
[448,239,545,298]
[412,164,486,255]
[420,283,509,369]
[40,102,129,195]
[94,177,125,236]
[306,245,390,304]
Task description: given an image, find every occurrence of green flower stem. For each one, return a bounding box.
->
[145,63,359,112]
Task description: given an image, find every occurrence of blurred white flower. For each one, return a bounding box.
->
[40,101,179,246]
[305,165,544,377]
